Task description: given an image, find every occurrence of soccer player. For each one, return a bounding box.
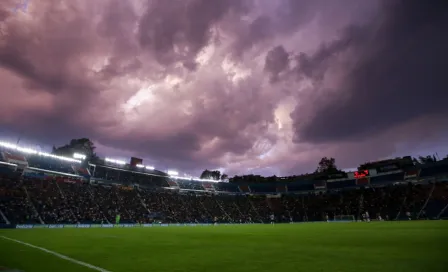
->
[365,211,370,222]
[213,216,218,226]
[270,214,275,225]
[406,211,411,220]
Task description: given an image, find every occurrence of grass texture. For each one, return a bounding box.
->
[1,221,447,272]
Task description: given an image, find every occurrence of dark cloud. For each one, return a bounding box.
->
[231,15,273,57]
[138,0,249,67]
[0,2,97,96]
[1,0,447,177]
[274,0,319,33]
[294,25,368,81]
[292,0,448,143]
[264,45,289,82]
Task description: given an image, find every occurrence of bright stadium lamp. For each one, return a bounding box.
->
[146,166,155,170]
[201,178,219,183]
[136,164,145,168]
[0,141,81,163]
[105,158,126,165]
[0,141,17,149]
[167,170,178,176]
[73,153,86,160]
[16,147,37,154]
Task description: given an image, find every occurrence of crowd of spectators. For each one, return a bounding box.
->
[1,170,447,225]
[0,173,40,224]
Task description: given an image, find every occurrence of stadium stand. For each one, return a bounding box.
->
[0,141,448,227]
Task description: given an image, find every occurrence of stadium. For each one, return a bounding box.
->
[1,0,448,271]
[0,139,447,272]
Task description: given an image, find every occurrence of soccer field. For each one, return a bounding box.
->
[1,221,447,272]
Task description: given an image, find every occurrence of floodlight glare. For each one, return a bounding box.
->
[167,170,178,176]
[73,153,86,160]
[105,158,126,165]
[0,141,81,163]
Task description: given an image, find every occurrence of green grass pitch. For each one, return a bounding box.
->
[1,221,447,272]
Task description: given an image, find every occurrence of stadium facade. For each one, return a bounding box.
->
[0,141,447,229]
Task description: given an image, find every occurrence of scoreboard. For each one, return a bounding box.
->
[347,170,370,179]
[354,170,369,178]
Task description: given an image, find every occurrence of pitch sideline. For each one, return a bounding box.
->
[0,236,112,272]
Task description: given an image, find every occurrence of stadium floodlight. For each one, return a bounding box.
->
[0,141,17,149]
[181,177,219,183]
[38,152,81,163]
[73,153,86,160]
[136,164,145,168]
[0,141,81,163]
[201,178,220,183]
[146,166,155,170]
[105,158,126,165]
[167,170,178,176]
[16,147,37,154]
[0,141,27,152]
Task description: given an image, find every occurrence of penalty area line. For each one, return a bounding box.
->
[0,236,112,272]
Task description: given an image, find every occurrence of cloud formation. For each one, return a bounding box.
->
[292,0,448,144]
[1,0,447,177]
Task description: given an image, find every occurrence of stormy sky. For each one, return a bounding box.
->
[1,0,448,177]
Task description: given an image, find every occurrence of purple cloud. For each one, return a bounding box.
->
[0,0,447,177]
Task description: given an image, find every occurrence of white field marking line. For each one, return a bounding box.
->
[0,236,112,272]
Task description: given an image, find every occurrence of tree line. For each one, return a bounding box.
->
[52,138,448,183]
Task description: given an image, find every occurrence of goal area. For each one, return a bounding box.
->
[333,215,355,222]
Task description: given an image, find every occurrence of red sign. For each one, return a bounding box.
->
[354,170,369,178]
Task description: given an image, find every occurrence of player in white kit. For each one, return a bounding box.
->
[406,211,411,220]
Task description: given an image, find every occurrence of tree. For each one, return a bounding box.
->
[220,174,228,180]
[52,138,98,161]
[416,155,437,164]
[200,169,211,180]
[200,169,222,180]
[316,157,338,174]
